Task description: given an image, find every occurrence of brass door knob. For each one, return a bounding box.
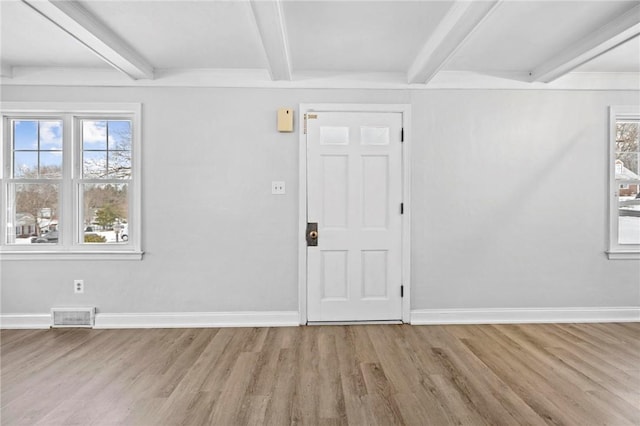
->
[309,231,318,239]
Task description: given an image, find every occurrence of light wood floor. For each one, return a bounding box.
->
[1,323,639,425]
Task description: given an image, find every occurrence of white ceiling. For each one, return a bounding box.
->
[1,0,639,88]
[444,1,638,73]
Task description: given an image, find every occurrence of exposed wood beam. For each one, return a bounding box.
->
[1,63,13,78]
[407,0,501,85]
[22,0,154,80]
[249,0,292,81]
[530,4,640,83]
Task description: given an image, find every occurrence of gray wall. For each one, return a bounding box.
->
[1,86,638,315]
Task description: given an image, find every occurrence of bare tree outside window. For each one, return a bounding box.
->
[81,120,132,244]
[2,105,140,256]
[615,121,640,245]
[82,120,131,179]
[9,120,62,244]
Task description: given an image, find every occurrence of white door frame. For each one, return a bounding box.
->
[298,104,411,325]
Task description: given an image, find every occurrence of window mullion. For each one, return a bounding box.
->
[61,114,74,248]
[1,117,8,245]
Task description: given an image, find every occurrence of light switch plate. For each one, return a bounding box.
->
[272,181,285,195]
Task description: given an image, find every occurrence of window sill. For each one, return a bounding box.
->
[606,251,640,260]
[0,250,144,261]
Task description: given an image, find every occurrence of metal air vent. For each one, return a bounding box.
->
[51,307,95,328]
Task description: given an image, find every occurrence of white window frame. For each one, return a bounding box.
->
[1,102,142,260]
[607,105,640,260]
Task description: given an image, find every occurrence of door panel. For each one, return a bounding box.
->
[307,112,403,322]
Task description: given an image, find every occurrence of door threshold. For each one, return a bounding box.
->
[307,320,403,326]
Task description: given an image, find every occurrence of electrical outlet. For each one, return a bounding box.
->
[74,279,84,294]
[272,181,286,195]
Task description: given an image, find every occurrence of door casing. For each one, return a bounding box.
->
[298,104,411,325]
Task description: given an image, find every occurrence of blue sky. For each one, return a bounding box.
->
[13,120,63,177]
[12,120,131,178]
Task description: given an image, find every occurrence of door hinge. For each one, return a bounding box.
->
[401,128,404,142]
[304,113,317,135]
[400,203,404,214]
[401,285,404,298]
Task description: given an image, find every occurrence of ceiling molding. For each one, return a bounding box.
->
[1,63,13,78]
[407,0,501,84]
[21,0,154,80]
[2,67,638,91]
[530,4,640,83]
[249,0,292,81]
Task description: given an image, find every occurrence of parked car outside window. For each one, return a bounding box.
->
[34,230,58,243]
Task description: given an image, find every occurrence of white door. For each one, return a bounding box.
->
[306,112,403,322]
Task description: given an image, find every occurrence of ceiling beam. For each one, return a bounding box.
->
[22,0,154,80]
[1,63,13,78]
[249,0,292,81]
[407,0,501,84]
[530,4,640,83]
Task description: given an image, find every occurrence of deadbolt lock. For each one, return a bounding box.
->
[306,223,318,246]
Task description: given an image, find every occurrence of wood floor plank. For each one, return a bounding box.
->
[317,328,347,423]
[262,347,298,425]
[291,326,321,425]
[462,325,595,426]
[540,323,640,372]
[2,323,639,425]
[207,351,260,425]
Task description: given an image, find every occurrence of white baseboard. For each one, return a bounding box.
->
[0,311,299,329]
[4,308,638,329]
[410,307,640,325]
[0,314,51,329]
[94,311,299,329]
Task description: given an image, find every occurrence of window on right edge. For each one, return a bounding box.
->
[609,106,640,259]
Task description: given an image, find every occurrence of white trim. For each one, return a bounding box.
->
[606,251,640,260]
[1,311,298,329]
[2,68,639,91]
[94,311,299,329]
[298,104,411,325]
[0,251,143,261]
[0,314,51,329]
[22,0,154,80]
[4,308,637,329]
[0,63,12,78]
[410,307,640,325]
[408,0,501,84]
[0,102,142,114]
[1,102,143,259]
[608,105,640,258]
[530,4,640,83]
[249,0,292,81]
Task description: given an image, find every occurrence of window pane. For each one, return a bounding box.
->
[616,121,639,176]
[83,120,107,150]
[616,153,639,177]
[13,120,38,150]
[39,152,63,178]
[13,152,38,178]
[108,151,131,178]
[83,151,107,178]
[7,183,60,244]
[12,120,63,178]
[82,120,131,179]
[108,121,131,150]
[82,183,129,244]
[39,121,63,150]
[618,184,640,245]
